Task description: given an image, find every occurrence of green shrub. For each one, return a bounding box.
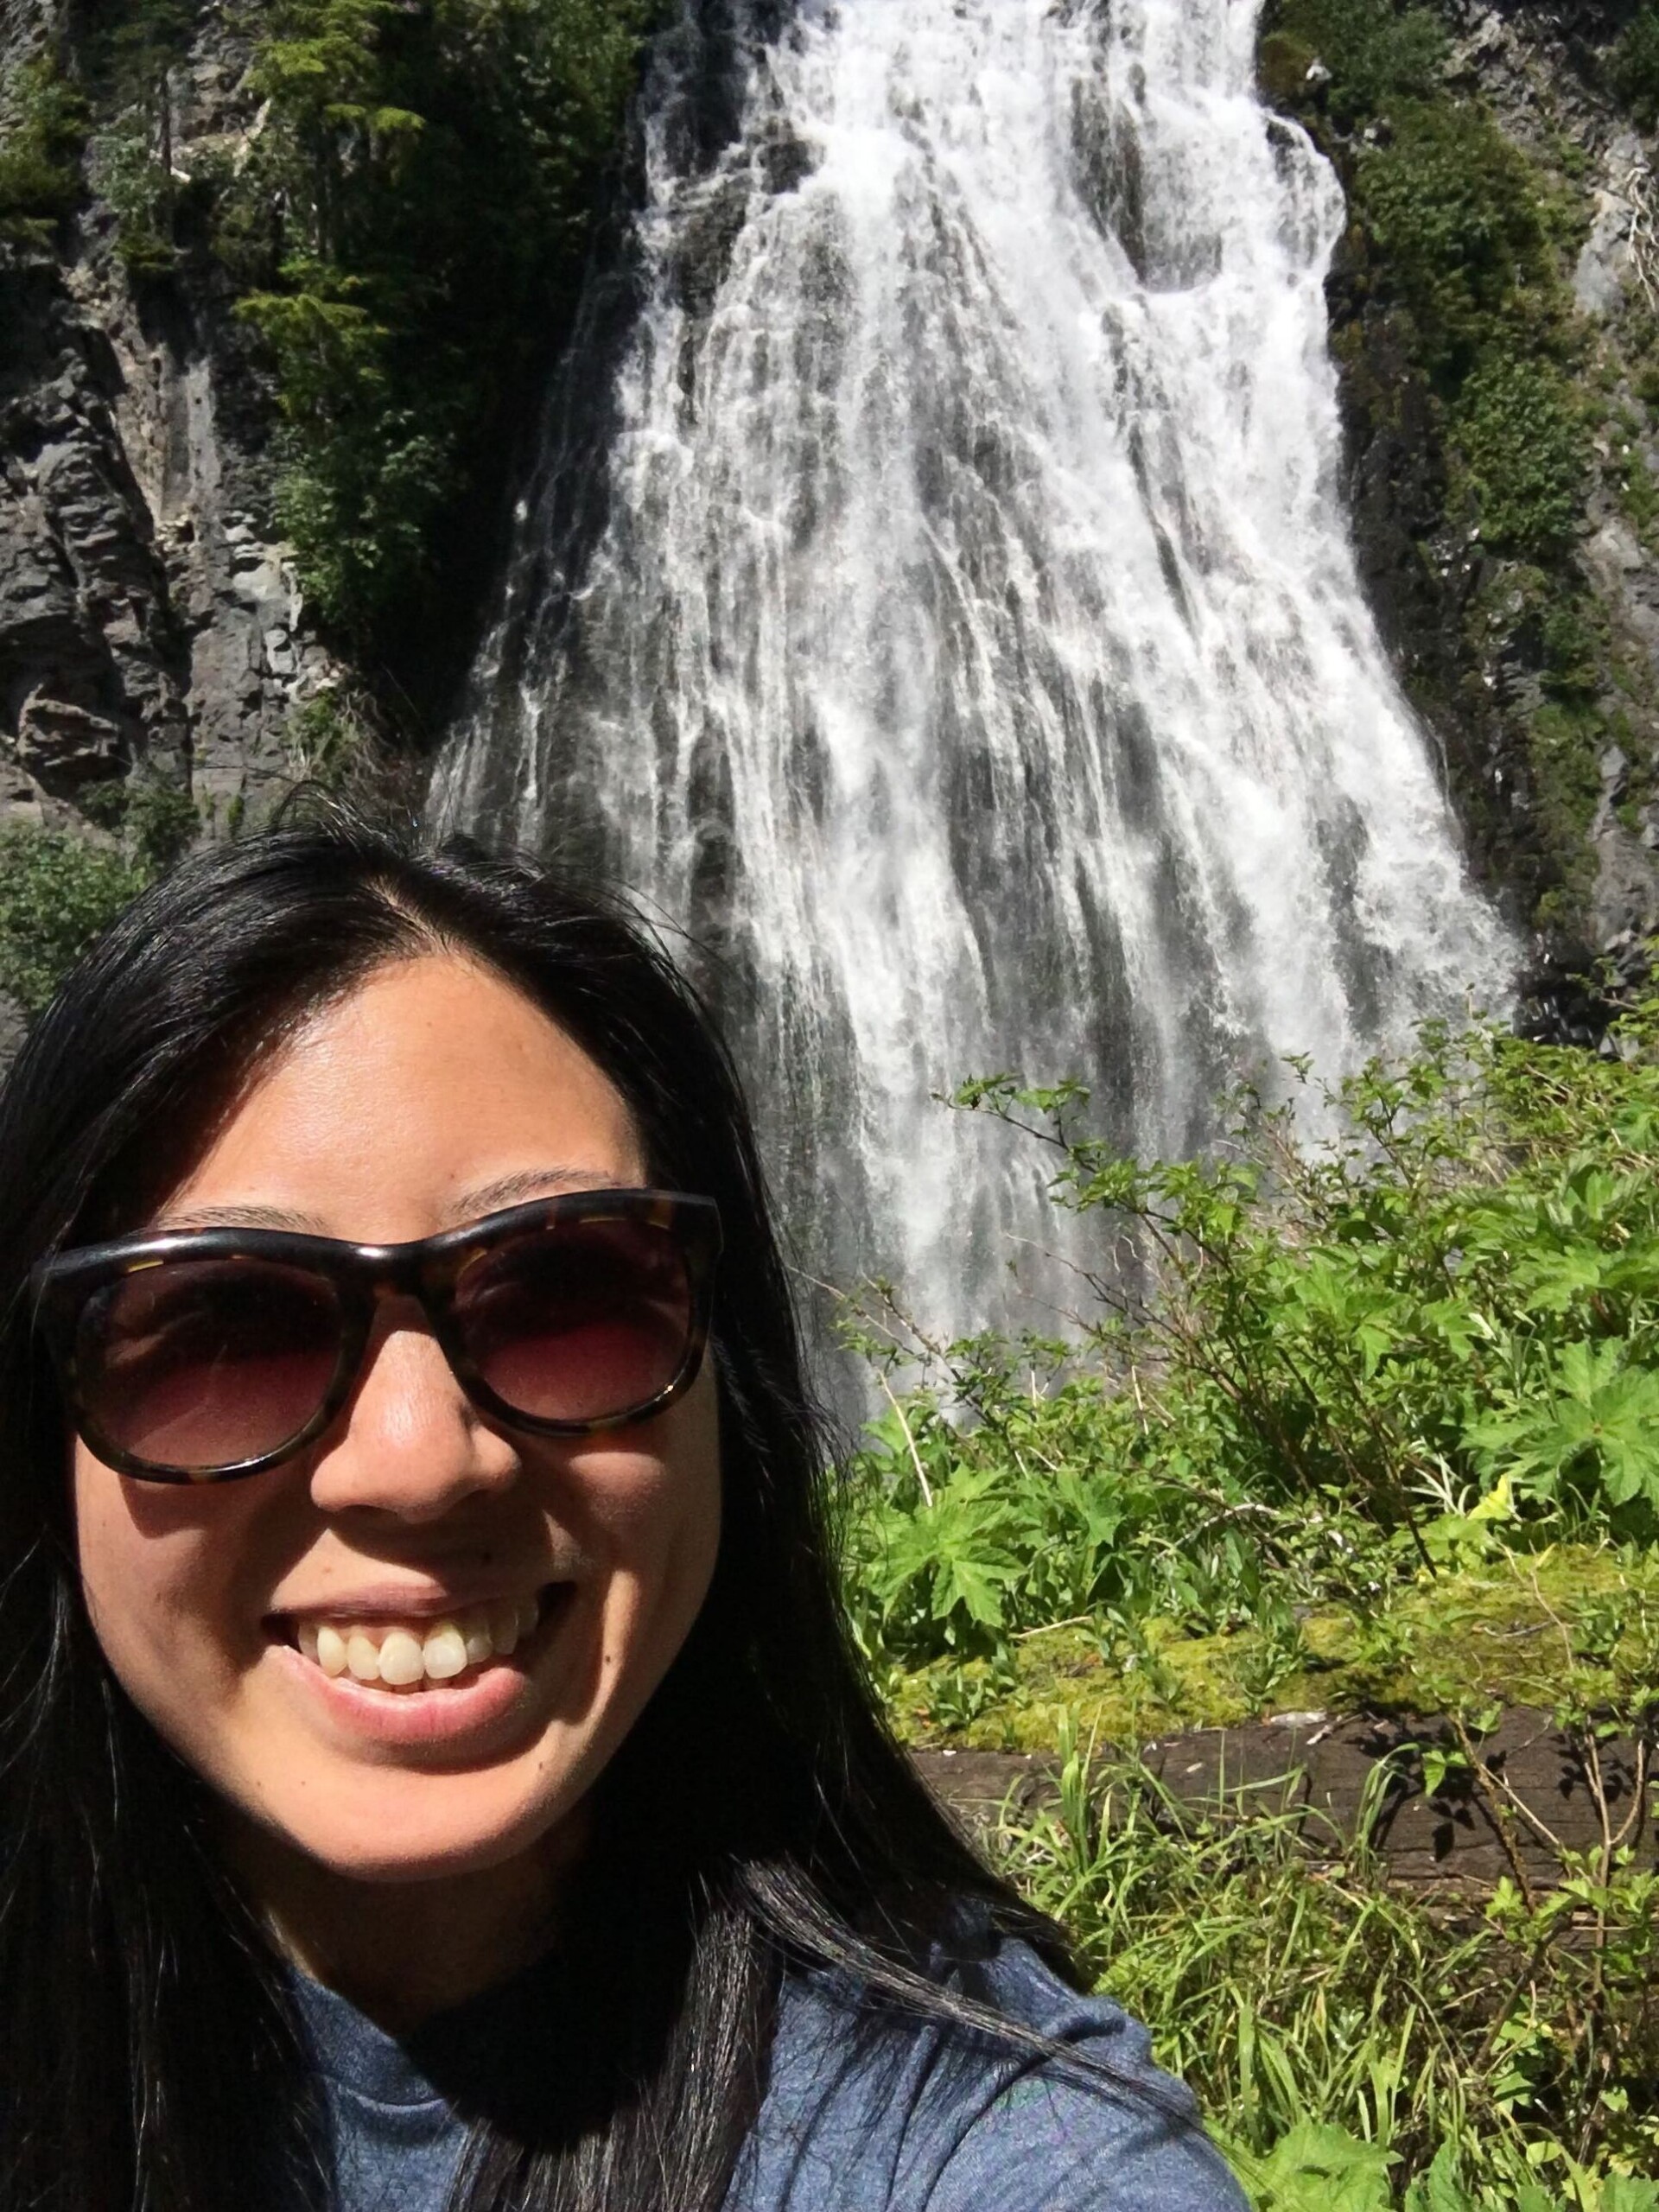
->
[284,690,374,791]
[235,264,461,626]
[92,116,180,274]
[0,54,86,236]
[1452,355,1588,557]
[1259,0,1444,130]
[85,0,205,272]
[843,983,1659,1682]
[0,830,148,1015]
[224,0,658,638]
[124,778,200,870]
[1357,108,1555,384]
[1610,7,1659,126]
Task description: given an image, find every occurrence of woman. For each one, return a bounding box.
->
[0,823,1243,2212]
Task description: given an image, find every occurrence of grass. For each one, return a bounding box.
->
[988,1729,1659,2204]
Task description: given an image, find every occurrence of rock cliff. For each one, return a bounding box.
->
[0,1,342,854]
[1268,0,1659,1023]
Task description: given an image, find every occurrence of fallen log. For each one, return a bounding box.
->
[912,1706,1654,1897]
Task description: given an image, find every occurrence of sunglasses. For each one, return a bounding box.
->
[29,1190,722,1484]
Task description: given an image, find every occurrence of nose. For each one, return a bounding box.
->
[306,1299,523,1522]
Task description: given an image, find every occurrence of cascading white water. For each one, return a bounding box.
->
[433,0,1513,1335]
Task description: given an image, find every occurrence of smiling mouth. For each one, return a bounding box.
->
[282,1586,569,1693]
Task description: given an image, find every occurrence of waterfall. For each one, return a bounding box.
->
[432,0,1513,1339]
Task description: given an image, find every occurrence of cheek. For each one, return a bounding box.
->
[564,1400,723,1664]
[72,1448,268,1708]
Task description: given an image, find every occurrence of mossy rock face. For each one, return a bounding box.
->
[1256,0,1659,956]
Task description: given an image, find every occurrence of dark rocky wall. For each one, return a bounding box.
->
[0,0,342,849]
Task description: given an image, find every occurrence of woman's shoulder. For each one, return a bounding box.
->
[729,1928,1249,2212]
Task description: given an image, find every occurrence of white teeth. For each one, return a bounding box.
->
[422,1624,468,1681]
[293,1594,550,1688]
[378,1630,425,1687]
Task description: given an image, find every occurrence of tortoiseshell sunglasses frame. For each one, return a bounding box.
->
[29,1189,722,1484]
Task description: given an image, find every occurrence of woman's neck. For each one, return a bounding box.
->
[228,1808,588,2032]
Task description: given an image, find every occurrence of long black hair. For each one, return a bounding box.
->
[0,822,1096,2212]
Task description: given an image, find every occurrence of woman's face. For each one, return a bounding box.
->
[72,954,722,1885]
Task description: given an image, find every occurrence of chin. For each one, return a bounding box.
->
[256,1765,580,1885]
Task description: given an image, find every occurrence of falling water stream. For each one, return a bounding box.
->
[433,0,1513,1338]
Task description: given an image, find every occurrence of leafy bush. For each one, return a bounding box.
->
[1452,356,1587,558]
[72,0,654,639]
[842,981,1659,1684]
[0,54,86,238]
[1357,108,1557,385]
[1610,8,1659,127]
[841,1364,1159,1663]
[225,0,658,637]
[124,778,200,871]
[0,830,148,1015]
[84,0,204,271]
[1259,0,1444,130]
[284,688,375,792]
[850,995,1659,2197]
[237,270,460,628]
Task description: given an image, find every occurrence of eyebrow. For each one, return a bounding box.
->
[448,1166,631,1218]
[150,1201,322,1234]
[151,1167,631,1238]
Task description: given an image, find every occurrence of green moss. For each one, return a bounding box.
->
[1256,32,1318,111]
[887,1547,1659,1750]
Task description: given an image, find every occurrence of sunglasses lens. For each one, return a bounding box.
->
[77,1260,342,1475]
[455,1217,696,1427]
